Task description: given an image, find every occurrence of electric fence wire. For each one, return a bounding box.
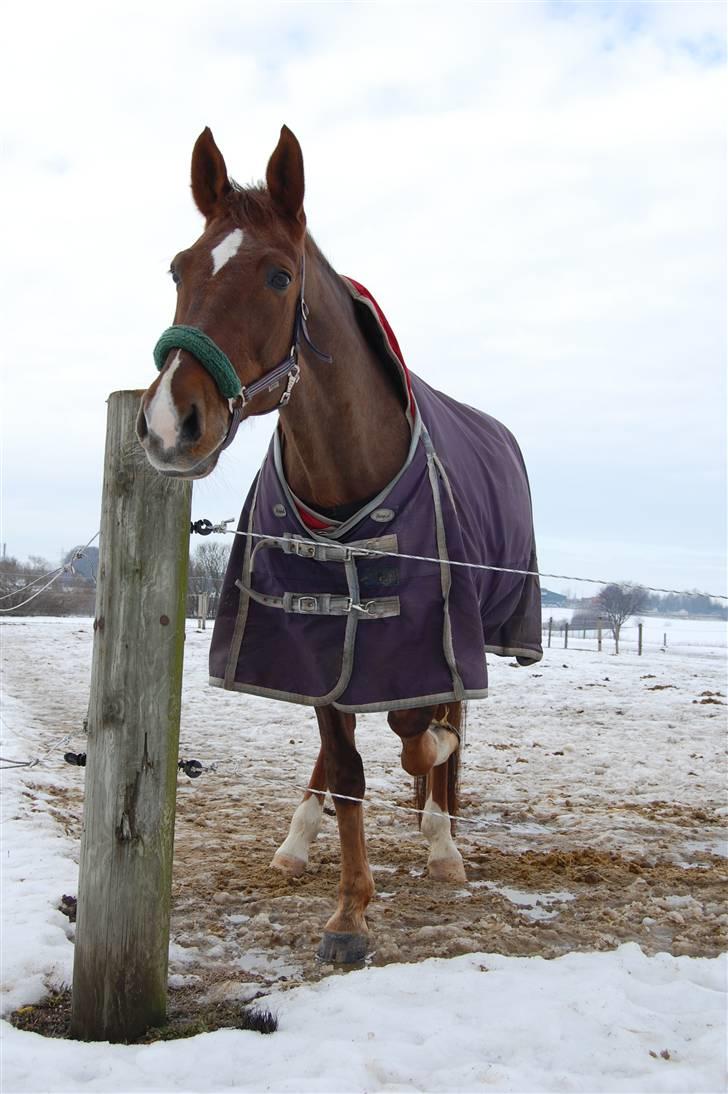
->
[0,532,100,614]
[196,520,728,602]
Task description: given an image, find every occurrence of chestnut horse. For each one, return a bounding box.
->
[138,126,539,963]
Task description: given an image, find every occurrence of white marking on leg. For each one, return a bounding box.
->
[146,352,182,449]
[211,228,244,275]
[429,725,459,767]
[421,796,458,861]
[273,794,324,867]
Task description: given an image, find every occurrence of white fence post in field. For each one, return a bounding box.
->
[70,390,191,1042]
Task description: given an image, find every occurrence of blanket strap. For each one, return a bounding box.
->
[235,581,400,619]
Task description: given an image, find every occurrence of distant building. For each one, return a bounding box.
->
[541,588,567,607]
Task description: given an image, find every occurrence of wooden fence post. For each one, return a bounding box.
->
[597,618,603,652]
[564,622,569,649]
[638,622,643,656]
[71,390,191,1042]
[547,617,552,648]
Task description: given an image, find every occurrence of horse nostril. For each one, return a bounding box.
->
[180,404,202,445]
[136,405,149,442]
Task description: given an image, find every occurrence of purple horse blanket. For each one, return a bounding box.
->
[209,279,542,711]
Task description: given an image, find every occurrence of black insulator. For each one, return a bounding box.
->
[178,759,203,778]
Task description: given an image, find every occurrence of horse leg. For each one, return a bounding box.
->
[270,749,327,877]
[315,706,374,964]
[389,704,460,777]
[389,703,466,883]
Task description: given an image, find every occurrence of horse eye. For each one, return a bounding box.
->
[268,269,292,292]
[169,266,181,286]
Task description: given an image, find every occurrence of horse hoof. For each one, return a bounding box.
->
[317,930,369,965]
[270,852,306,878]
[427,855,467,884]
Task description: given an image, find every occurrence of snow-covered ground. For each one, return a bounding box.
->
[1,615,726,1093]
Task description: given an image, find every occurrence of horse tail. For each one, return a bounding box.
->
[414,700,465,835]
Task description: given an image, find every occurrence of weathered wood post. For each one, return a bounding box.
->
[71,390,191,1042]
[547,617,553,648]
[638,622,643,656]
[597,617,603,652]
[564,622,569,649]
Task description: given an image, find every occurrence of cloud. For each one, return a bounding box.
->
[0,0,724,594]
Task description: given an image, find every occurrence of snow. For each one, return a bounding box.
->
[1,948,726,1093]
[1,615,726,1092]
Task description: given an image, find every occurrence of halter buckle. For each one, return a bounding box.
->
[278,363,301,407]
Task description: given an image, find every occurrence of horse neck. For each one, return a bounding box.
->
[277,247,411,509]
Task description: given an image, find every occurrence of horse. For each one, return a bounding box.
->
[137,125,542,964]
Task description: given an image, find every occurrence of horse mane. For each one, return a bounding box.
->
[227,180,277,230]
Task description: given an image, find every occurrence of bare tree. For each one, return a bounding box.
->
[188,541,231,617]
[596,583,647,654]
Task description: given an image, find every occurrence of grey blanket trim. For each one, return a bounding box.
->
[209,676,488,711]
[484,644,544,662]
[223,474,261,688]
[423,430,466,701]
[272,408,423,543]
[332,688,488,713]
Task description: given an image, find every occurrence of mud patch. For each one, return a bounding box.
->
[10,990,278,1042]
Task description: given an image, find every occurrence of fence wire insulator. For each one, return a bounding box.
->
[64,751,87,767]
[190,519,214,536]
[190,517,235,536]
[178,758,203,778]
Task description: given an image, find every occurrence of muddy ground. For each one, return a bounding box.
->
[40,767,728,1013]
[3,619,727,1033]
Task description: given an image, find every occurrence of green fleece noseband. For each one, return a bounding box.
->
[153,326,242,400]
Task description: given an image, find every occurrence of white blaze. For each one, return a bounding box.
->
[146,351,182,449]
[211,228,244,275]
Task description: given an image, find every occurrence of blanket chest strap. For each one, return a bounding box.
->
[235,580,399,619]
[279,532,399,563]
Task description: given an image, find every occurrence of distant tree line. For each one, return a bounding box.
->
[0,548,98,616]
[570,586,726,623]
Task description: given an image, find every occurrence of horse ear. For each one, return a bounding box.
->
[191,127,232,220]
[266,126,306,230]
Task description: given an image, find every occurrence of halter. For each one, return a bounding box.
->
[152,254,332,451]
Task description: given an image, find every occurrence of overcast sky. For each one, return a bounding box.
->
[1,0,725,598]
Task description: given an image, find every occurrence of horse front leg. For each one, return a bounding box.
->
[271,749,327,877]
[389,704,466,883]
[315,706,374,964]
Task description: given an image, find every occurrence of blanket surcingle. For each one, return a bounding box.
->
[209,279,542,711]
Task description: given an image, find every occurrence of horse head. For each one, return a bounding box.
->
[137,126,308,478]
